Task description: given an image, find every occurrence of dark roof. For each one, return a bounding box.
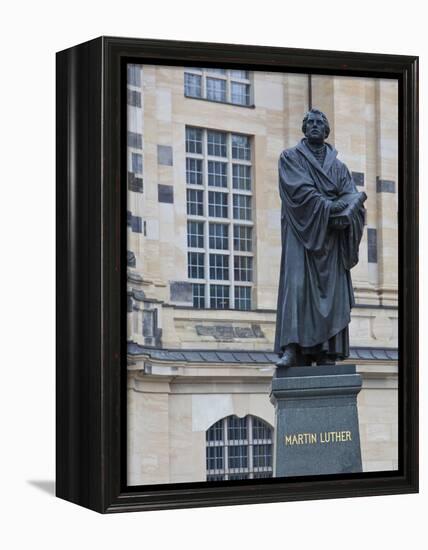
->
[127,342,398,363]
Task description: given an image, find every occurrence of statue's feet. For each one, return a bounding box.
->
[299,355,314,367]
[276,345,297,368]
[316,352,336,366]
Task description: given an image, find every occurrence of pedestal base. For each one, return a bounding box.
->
[269,365,363,477]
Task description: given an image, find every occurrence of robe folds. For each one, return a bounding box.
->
[274,139,366,357]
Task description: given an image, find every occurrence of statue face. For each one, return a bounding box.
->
[304,113,327,143]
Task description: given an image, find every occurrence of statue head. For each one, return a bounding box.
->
[302,109,330,144]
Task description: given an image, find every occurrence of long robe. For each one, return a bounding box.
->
[274,139,365,358]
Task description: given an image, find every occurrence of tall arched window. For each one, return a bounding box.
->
[206,415,273,481]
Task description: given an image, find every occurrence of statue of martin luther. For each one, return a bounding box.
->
[275,109,367,368]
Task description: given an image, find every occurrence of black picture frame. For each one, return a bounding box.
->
[56,36,419,513]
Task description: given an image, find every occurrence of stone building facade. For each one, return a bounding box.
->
[126,64,398,486]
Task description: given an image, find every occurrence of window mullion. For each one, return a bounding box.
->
[226,71,231,103]
[203,129,210,307]
[202,69,206,99]
[227,133,235,309]
[248,415,254,478]
[224,417,229,480]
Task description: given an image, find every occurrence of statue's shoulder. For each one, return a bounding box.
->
[333,155,345,168]
[332,155,351,175]
[279,145,300,161]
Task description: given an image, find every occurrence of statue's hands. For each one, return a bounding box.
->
[329,198,350,229]
[330,199,348,214]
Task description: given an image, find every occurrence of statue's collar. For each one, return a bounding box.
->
[297,139,338,175]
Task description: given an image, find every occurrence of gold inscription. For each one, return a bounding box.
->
[284,431,352,445]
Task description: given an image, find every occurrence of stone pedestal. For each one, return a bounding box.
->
[270,365,363,477]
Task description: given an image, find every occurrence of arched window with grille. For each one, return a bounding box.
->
[205,415,273,481]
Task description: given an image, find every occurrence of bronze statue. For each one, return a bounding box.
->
[274,109,366,368]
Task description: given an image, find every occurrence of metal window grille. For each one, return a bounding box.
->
[206,415,273,481]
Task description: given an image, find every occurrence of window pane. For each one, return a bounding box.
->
[206,446,224,470]
[205,416,273,481]
[233,194,252,220]
[233,225,252,252]
[228,416,247,441]
[234,256,253,282]
[253,472,273,479]
[206,77,227,102]
[127,89,142,107]
[208,191,228,218]
[207,131,227,157]
[231,82,250,106]
[229,70,248,79]
[188,252,204,279]
[186,158,203,185]
[192,283,205,308]
[209,223,229,250]
[207,474,225,481]
[228,473,249,480]
[131,152,143,174]
[184,73,202,97]
[235,286,251,310]
[127,131,142,149]
[210,285,230,309]
[187,221,204,248]
[127,64,141,86]
[185,127,253,312]
[253,444,272,468]
[206,419,224,442]
[186,127,203,154]
[208,161,227,187]
[232,134,251,160]
[228,445,248,469]
[209,254,229,280]
[187,189,204,216]
[253,418,272,441]
[206,68,227,75]
[232,164,251,190]
[128,171,143,193]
